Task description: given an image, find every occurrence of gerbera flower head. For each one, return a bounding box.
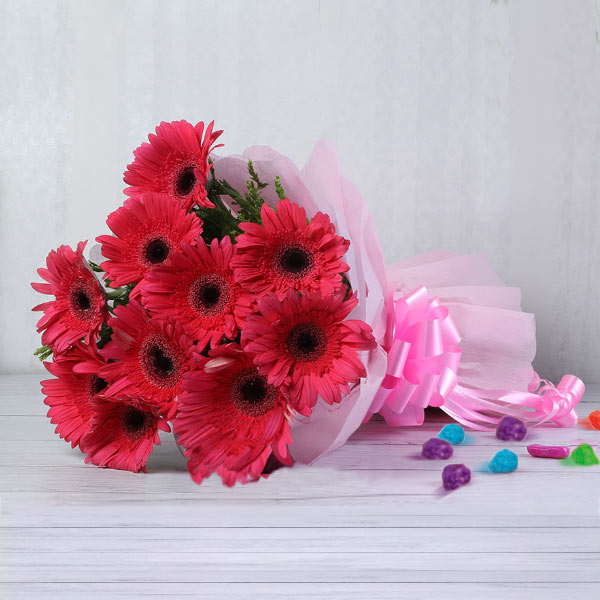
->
[142,238,254,350]
[124,120,223,211]
[32,241,107,353]
[41,342,107,448]
[232,198,350,299]
[80,396,169,473]
[96,192,203,290]
[100,300,194,417]
[242,291,376,416]
[174,344,293,486]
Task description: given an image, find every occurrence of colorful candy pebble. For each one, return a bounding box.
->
[442,464,471,490]
[527,444,570,459]
[438,424,465,445]
[588,411,600,430]
[496,416,527,441]
[571,444,600,466]
[422,438,453,460]
[488,449,518,473]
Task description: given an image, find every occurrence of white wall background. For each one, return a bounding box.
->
[1,0,599,382]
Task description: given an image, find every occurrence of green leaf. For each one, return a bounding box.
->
[247,160,267,190]
[275,176,286,200]
[33,345,53,362]
[341,274,353,301]
[88,261,104,273]
[97,323,113,350]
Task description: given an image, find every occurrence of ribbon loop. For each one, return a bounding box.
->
[373,286,462,426]
[372,285,585,430]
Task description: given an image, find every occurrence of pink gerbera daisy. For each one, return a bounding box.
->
[232,198,350,299]
[100,300,194,417]
[32,242,107,353]
[174,344,293,486]
[41,342,107,448]
[96,192,203,290]
[142,238,255,350]
[124,120,223,211]
[81,396,169,473]
[242,291,376,416]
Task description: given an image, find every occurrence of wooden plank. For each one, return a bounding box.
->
[2,551,599,583]
[2,526,599,553]
[0,582,593,600]
[2,504,597,529]
[1,463,599,497]
[3,438,600,473]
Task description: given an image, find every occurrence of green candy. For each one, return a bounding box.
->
[571,444,600,466]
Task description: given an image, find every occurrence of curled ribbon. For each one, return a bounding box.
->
[369,286,462,426]
[372,286,585,429]
[442,374,585,430]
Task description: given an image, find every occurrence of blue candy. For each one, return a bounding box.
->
[488,449,518,473]
[438,424,465,445]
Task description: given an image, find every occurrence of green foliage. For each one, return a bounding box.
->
[202,161,268,240]
[341,274,353,301]
[33,345,53,362]
[87,260,104,273]
[110,283,134,313]
[97,323,113,350]
[275,176,286,200]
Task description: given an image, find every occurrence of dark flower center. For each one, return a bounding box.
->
[75,290,91,310]
[176,165,197,196]
[189,275,230,316]
[69,282,94,320]
[140,336,180,387]
[145,238,170,265]
[147,346,174,377]
[121,406,151,440]
[231,368,276,417]
[286,323,327,362]
[241,378,268,404]
[89,375,108,396]
[275,244,314,278]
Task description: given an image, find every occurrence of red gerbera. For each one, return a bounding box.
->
[232,198,350,299]
[32,242,107,353]
[41,342,107,448]
[100,300,194,417]
[242,291,376,416]
[80,396,169,473]
[124,120,223,211]
[174,344,293,486]
[96,192,203,290]
[142,238,255,350]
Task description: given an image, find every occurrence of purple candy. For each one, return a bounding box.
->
[496,416,528,441]
[442,463,471,490]
[422,438,453,460]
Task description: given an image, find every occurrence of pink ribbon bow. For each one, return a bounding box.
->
[372,286,585,429]
[369,286,462,426]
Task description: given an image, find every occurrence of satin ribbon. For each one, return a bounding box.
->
[441,374,585,430]
[372,286,585,429]
[369,286,462,426]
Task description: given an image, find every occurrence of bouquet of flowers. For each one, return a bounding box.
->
[32,120,382,485]
[32,119,585,486]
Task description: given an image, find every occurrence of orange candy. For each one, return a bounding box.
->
[588,410,600,430]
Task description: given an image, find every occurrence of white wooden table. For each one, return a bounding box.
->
[1,374,599,599]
